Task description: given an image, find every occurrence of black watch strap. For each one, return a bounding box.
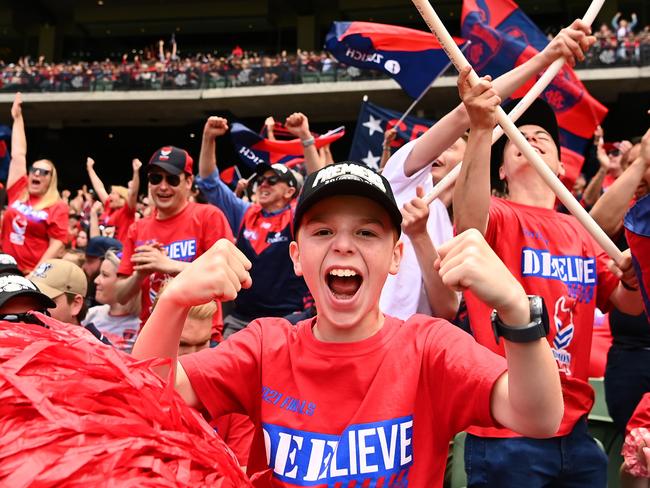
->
[491,295,550,344]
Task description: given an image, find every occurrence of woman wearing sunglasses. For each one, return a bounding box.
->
[1,93,68,273]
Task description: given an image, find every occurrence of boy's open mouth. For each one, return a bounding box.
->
[326,268,362,300]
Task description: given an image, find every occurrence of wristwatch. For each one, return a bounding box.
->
[491,295,549,344]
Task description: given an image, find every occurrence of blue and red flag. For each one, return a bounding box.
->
[461,0,608,186]
[230,122,345,171]
[325,21,466,98]
[0,125,11,183]
[348,99,434,170]
[624,194,650,322]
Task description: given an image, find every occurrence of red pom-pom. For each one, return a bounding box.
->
[0,318,252,487]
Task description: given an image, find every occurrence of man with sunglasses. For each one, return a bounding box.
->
[197,115,315,337]
[115,146,233,333]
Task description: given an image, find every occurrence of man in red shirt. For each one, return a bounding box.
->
[453,67,643,487]
[115,146,233,330]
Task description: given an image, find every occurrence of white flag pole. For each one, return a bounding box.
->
[411,0,620,262]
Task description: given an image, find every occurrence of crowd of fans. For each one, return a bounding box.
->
[1,17,650,488]
[1,14,649,93]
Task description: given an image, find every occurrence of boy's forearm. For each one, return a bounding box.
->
[503,338,563,437]
[132,296,190,380]
[410,233,459,320]
[303,142,323,175]
[581,168,606,208]
[453,128,492,235]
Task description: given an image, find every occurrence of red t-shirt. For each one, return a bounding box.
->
[180,314,507,487]
[464,197,619,438]
[627,393,650,435]
[118,201,234,327]
[212,414,255,467]
[1,176,69,272]
[104,204,135,243]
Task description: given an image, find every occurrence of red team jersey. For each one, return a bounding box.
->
[464,197,619,438]
[101,199,136,243]
[180,315,507,487]
[118,201,233,326]
[1,176,68,272]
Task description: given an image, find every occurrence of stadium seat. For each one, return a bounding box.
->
[450,432,467,488]
[301,72,320,83]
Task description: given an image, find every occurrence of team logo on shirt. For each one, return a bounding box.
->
[263,416,413,486]
[9,215,27,246]
[161,239,197,261]
[521,247,596,303]
[552,296,575,375]
[267,232,288,244]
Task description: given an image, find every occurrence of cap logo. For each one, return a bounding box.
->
[0,275,36,293]
[0,255,17,265]
[32,263,52,279]
[272,164,288,174]
[312,163,386,193]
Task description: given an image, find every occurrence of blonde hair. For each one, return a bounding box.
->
[153,281,218,320]
[22,159,61,210]
[188,300,218,320]
[111,185,129,201]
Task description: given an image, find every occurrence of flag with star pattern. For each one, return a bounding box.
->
[348,99,434,170]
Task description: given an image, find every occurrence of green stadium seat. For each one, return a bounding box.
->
[301,72,320,83]
[450,432,467,488]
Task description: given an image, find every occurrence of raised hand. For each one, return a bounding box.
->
[161,239,252,307]
[132,158,142,172]
[11,92,22,119]
[285,112,311,140]
[401,186,430,239]
[540,19,595,67]
[436,229,529,325]
[203,116,229,140]
[457,66,501,131]
[86,157,95,172]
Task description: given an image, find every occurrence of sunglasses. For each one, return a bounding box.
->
[29,167,52,177]
[256,174,281,186]
[0,311,50,328]
[147,172,181,187]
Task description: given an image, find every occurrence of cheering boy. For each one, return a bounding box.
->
[133,162,562,486]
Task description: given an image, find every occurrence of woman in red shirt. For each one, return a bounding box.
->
[1,93,68,273]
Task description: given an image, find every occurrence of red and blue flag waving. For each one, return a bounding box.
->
[230,122,345,171]
[325,21,466,98]
[461,0,608,185]
[624,194,650,322]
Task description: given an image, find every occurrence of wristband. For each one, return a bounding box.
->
[382,145,391,152]
[301,137,315,148]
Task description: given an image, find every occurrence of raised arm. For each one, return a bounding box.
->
[581,137,611,208]
[199,116,228,178]
[127,158,142,210]
[132,239,252,407]
[264,116,276,141]
[453,67,500,235]
[89,200,102,238]
[404,20,595,176]
[8,92,27,189]
[86,157,110,203]
[284,112,322,175]
[401,186,459,319]
[437,229,563,437]
[590,129,650,237]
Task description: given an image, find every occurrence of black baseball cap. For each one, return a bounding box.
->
[0,254,22,277]
[148,146,193,175]
[255,163,299,190]
[293,161,402,236]
[0,275,56,310]
[490,98,560,192]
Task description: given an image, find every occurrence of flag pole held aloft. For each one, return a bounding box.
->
[411,0,621,263]
[424,0,605,207]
